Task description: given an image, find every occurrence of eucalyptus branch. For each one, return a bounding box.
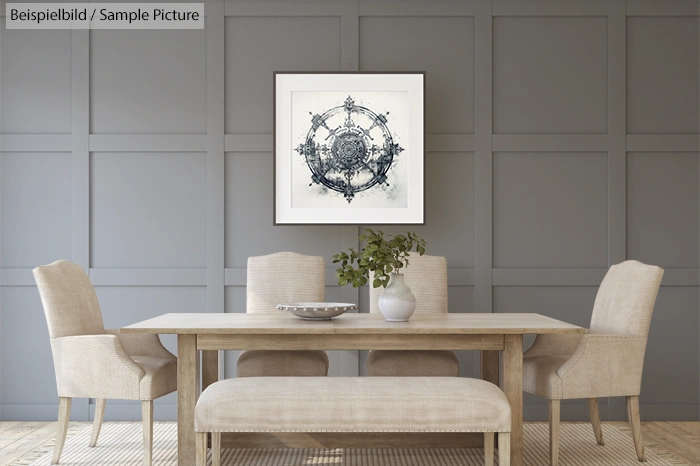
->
[332,228,427,288]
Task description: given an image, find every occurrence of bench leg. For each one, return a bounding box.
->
[212,432,221,466]
[196,432,208,466]
[484,432,494,466]
[498,432,511,466]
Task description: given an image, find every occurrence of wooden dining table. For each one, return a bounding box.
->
[122,312,585,466]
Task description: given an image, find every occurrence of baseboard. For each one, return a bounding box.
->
[0,400,176,421]
[4,401,697,422]
[0,399,90,421]
[635,403,700,421]
[524,402,601,422]
[89,402,178,421]
[524,401,700,422]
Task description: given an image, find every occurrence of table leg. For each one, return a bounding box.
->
[202,350,219,392]
[503,334,523,466]
[481,350,500,386]
[177,334,198,466]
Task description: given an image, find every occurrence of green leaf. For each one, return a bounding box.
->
[333,230,426,289]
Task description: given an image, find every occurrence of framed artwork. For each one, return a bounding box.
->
[274,72,425,225]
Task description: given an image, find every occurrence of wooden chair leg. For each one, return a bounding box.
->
[588,398,604,445]
[549,399,560,466]
[484,432,494,466]
[498,432,510,466]
[89,399,106,447]
[142,400,153,466]
[52,397,71,464]
[196,432,208,466]
[627,395,646,462]
[212,432,221,466]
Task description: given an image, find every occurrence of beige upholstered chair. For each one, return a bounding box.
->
[236,252,329,377]
[33,260,177,466]
[523,260,664,466]
[367,255,459,376]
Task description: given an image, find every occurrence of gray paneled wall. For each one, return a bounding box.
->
[0,1,698,423]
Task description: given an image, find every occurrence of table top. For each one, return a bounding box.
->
[121,312,586,335]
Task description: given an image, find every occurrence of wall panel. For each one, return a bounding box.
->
[626,16,699,134]
[225,16,342,134]
[0,153,72,267]
[493,152,609,268]
[360,16,475,134]
[493,16,608,134]
[90,29,207,134]
[627,152,700,268]
[0,23,72,134]
[90,152,208,268]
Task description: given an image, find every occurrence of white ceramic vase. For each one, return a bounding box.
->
[378,273,417,322]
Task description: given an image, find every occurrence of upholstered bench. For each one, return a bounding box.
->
[195,377,511,466]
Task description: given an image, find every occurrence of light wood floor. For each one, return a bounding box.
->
[0,421,697,466]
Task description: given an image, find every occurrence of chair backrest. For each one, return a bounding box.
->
[589,260,664,337]
[33,260,105,338]
[369,255,448,314]
[247,252,325,313]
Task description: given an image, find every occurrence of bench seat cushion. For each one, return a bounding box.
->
[195,377,511,433]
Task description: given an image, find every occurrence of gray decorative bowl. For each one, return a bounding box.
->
[277,302,357,320]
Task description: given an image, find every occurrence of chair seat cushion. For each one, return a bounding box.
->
[367,350,459,377]
[523,355,569,399]
[195,377,511,433]
[132,356,177,400]
[236,350,329,377]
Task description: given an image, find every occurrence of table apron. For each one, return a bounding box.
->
[196,333,506,351]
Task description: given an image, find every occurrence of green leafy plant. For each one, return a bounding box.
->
[332,228,427,288]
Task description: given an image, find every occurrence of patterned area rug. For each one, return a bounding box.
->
[11,422,688,466]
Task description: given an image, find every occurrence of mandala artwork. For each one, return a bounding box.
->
[295,96,403,203]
